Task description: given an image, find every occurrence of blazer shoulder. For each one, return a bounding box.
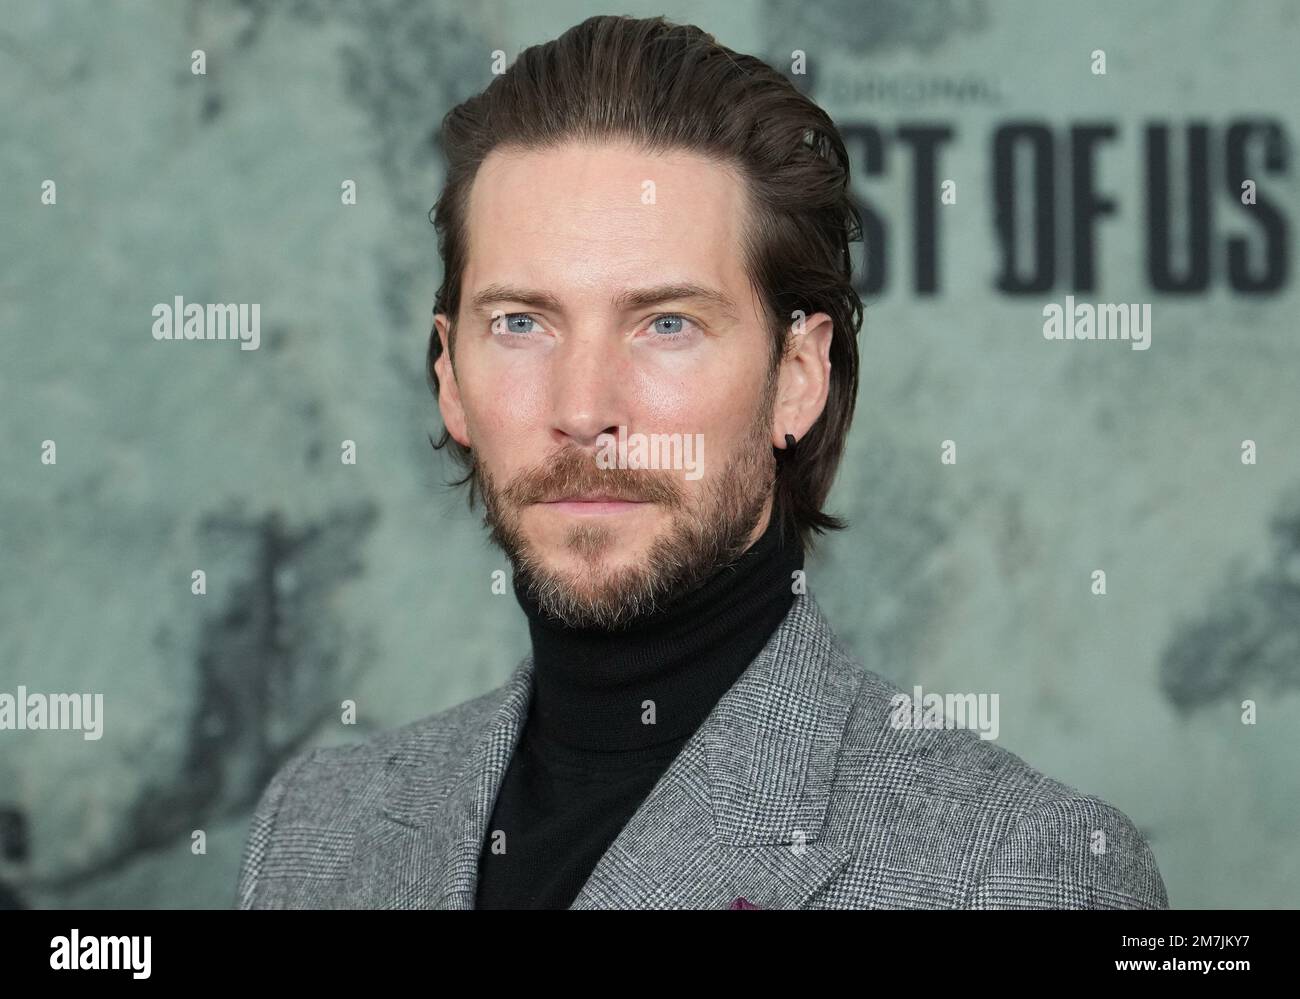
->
[967,790,1169,909]
[233,673,516,908]
[818,642,1167,908]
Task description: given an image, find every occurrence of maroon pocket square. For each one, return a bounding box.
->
[727,896,761,909]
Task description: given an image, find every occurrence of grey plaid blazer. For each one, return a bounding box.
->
[235,593,1169,909]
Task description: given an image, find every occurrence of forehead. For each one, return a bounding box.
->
[461,140,755,309]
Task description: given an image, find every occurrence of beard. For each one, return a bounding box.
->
[474,391,778,631]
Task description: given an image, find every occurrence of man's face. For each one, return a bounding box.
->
[434,140,793,629]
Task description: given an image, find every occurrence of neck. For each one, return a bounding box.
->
[512,510,804,758]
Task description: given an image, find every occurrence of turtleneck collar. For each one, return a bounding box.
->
[511,509,804,761]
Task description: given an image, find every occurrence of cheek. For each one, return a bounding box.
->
[627,352,767,445]
[459,355,548,464]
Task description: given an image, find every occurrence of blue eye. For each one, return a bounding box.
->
[495,313,539,335]
[651,315,694,338]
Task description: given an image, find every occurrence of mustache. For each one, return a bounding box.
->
[497,447,686,507]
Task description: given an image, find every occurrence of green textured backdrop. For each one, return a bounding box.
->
[1,0,1297,908]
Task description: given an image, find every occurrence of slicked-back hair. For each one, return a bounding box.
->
[426,14,863,551]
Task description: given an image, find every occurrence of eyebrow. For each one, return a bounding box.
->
[468,282,740,320]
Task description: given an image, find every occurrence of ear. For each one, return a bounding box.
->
[433,314,472,448]
[770,311,833,448]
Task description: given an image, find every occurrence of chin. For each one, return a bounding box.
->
[548,532,654,576]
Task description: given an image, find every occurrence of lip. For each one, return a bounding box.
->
[539,498,649,515]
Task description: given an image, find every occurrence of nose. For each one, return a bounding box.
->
[548,327,631,452]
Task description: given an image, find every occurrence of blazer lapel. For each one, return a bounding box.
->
[351,655,534,909]
[357,593,857,909]
[568,595,858,909]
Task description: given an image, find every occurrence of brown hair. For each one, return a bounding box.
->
[426,14,862,550]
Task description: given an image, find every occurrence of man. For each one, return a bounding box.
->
[235,14,1168,910]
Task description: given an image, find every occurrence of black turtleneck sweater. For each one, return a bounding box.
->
[474,509,804,909]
